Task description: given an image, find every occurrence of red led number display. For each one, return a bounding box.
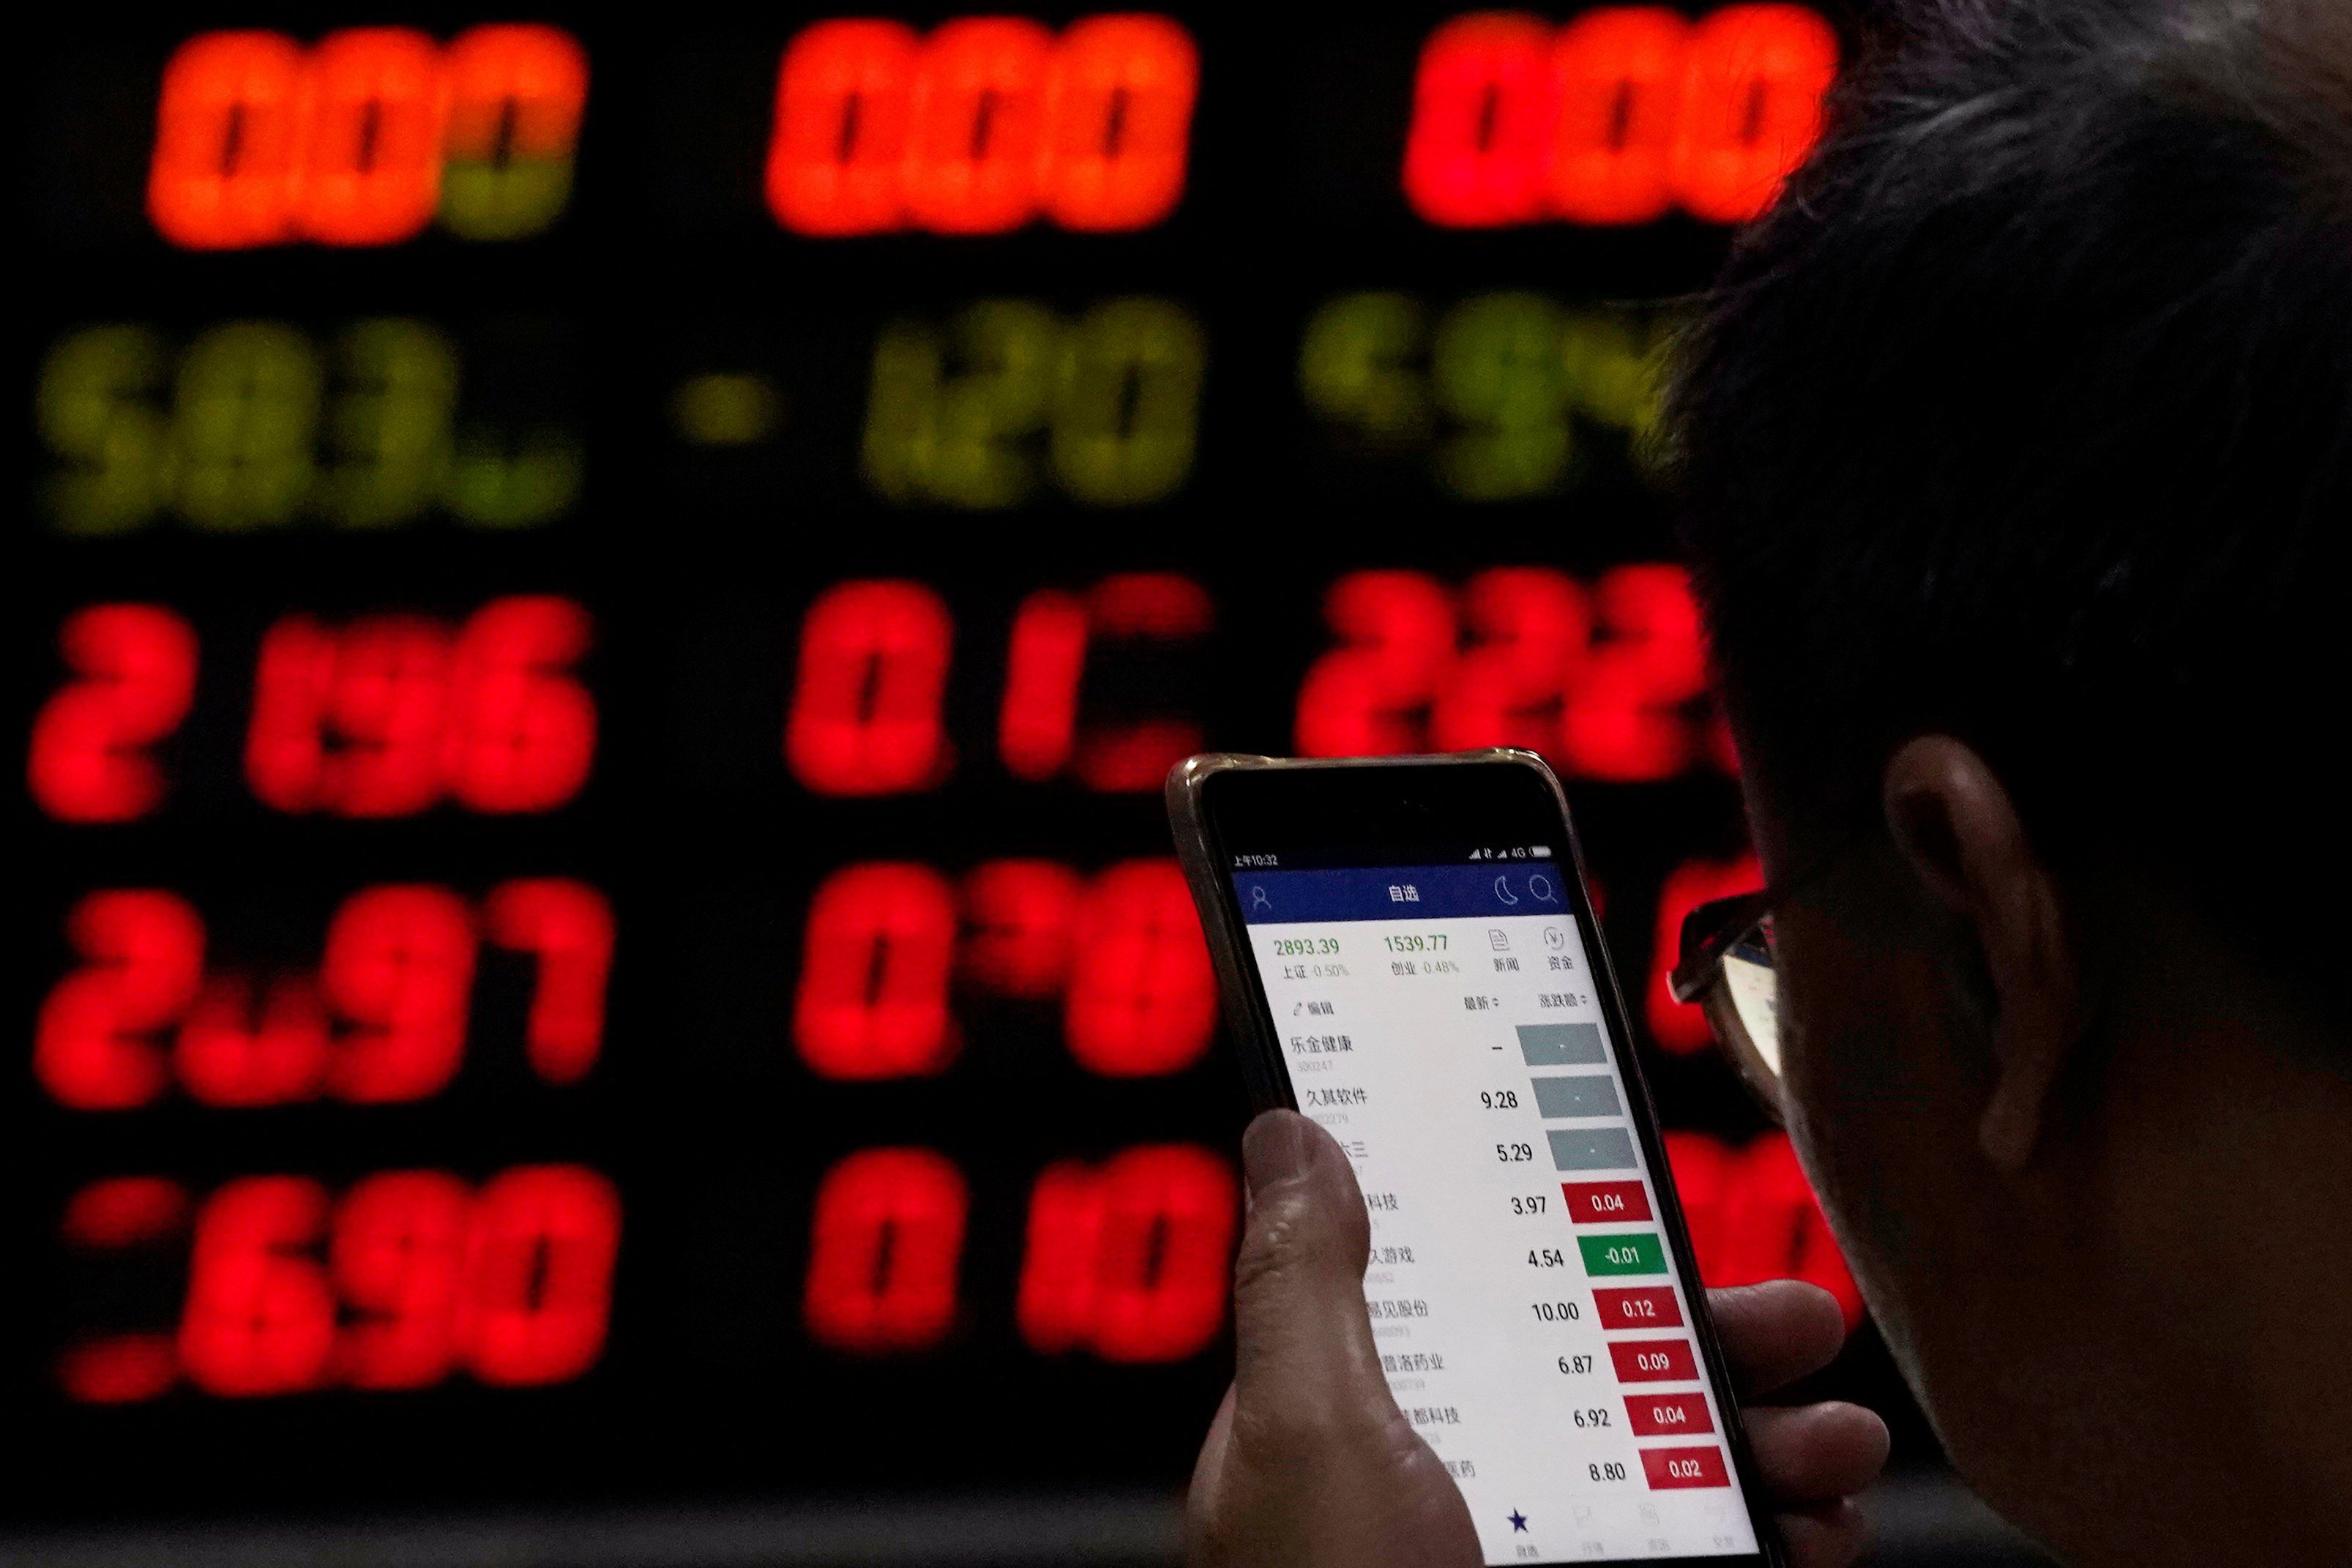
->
[1295,567,1727,781]
[768,15,1197,235]
[785,575,1207,796]
[786,583,955,796]
[1000,575,1212,788]
[150,25,588,249]
[249,595,595,815]
[802,1149,968,1352]
[56,1165,621,1402]
[1404,5,1838,228]
[25,606,198,824]
[1016,1146,1236,1361]
[796,859,1214,1079]
[783,569,1712,793]
[804,1144,1236,1361]
[35,881,612,1111]
[28,597,595,822]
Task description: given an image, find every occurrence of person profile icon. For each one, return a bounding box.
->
[1250,885,1272,913]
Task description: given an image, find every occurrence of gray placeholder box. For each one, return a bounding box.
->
[1531,1074,1621,1119]
[1517,1022,1608,1066]
[1548,1127,1639,1171]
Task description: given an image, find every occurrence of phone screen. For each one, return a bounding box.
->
[1230,851,1763,1563]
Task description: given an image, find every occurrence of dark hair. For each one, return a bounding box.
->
[1668,0,2352,952]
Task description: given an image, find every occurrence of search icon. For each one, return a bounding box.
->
[1493,876,1520,906]
[1528,873,1557,903]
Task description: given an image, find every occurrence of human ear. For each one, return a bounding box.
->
[1880,736,2087,1173]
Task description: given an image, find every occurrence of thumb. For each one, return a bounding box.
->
[1231,1110,1394,1436]
[1195,1111,1479,1568]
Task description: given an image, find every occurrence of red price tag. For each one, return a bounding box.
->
[1624,1392,1714,1436]
[1593,1285,1683,1330]
[1640,1446,1730,1490]
[1562,1179,1652,1224]
[1607,1337,1698,1382]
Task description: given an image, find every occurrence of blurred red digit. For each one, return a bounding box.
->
[796,862,960,1079]
[333,1170,471,1389]
[297,29,449,246]
[1295,570,1458,757]
[35,890,206,1110]
[902,19,1054,234]
[459,1164,623,1385]
[1063,860,1217,1077]
[29,605,199,823]
[804,1149,968,1352]
[1403,13,1556,228]
[786,580,955,796]
[178,1176,337,1396]
[148,31,308,249]
[766,20,920,234]
[1546,7,1689,224]
[484,878,614,1085]
[322,885,477,1102]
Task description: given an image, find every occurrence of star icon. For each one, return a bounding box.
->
[1507,1510,1529,1533]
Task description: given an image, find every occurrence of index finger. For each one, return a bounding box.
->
[1708,1280,1849,1397]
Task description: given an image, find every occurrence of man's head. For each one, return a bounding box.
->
[1668,0,2352,1556]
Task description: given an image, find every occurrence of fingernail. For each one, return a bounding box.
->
[1242,1110,1309,1196]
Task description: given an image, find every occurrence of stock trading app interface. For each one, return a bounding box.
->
[16,1,1867,1529]
[1241,862,1757,1562]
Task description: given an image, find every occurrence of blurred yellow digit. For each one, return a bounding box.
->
[37,326,171,534]
[1052,297,1203,506]
[324,319,458,528]
[1561,309,1671,441]
[446,424,583,527]
[436,24,589,242]
[1432,291,1569,501]
[862,321,945,503]
[171,322,322,530]
[1299,291,1431,449]
[865,300,1058,509]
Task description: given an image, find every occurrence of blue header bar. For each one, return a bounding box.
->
[1233,864,1572,924]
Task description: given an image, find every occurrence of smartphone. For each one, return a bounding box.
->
[1168,750,1782,1567]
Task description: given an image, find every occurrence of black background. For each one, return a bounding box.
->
[13,1,1930,1534]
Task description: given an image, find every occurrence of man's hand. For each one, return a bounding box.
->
[1189,1111,1889,1568]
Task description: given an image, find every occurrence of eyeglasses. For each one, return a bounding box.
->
[1667,890,1785,1121]
[1665,837,1856,1122]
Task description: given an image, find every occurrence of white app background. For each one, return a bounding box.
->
[1241,869,1760,1563]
